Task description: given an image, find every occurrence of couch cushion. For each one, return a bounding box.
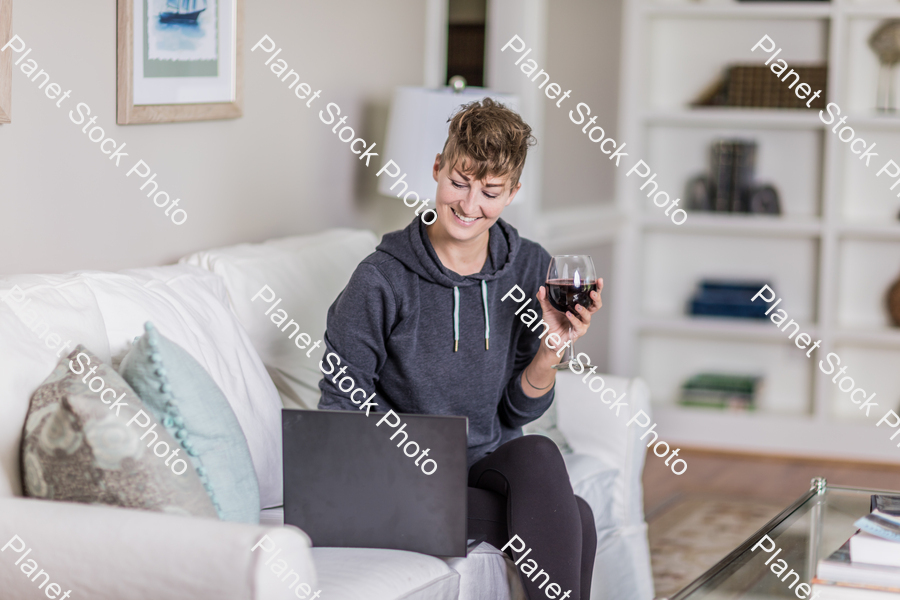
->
[443,542,527,600]
[119,322,261,523]
[0,278,112,498]
[182,229,379,410]
[81,265,285,509]
[311,547,459,600]
[261,507,516,600]
[21,346,217,518]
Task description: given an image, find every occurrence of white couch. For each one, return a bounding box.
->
[0,229,654,600]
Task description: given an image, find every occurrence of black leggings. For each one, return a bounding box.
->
[467,435,596,600]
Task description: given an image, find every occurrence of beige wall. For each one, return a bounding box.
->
[0,0,426,276]
[542,0,622,210]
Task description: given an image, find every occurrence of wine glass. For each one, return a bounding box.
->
[546,255,597,370]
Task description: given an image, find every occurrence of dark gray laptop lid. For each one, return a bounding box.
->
[282,409,468,557]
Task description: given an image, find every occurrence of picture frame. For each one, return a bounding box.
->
[117,0,243,124]
[0,0,11,124]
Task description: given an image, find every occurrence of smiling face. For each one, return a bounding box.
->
[430,154,521,243]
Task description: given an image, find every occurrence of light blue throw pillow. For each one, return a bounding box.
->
[118,322,261,523]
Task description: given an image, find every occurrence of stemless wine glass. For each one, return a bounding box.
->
[546,255,597,370]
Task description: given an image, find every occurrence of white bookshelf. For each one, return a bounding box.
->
[611,0,900,462]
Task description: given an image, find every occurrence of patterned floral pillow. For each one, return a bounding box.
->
[20,345,217,518]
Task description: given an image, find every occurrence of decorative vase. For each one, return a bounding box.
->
[887,273,900,327]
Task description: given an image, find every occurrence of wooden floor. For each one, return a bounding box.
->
[642,447,900,520]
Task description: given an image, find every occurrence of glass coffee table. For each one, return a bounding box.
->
[662,478,895,599]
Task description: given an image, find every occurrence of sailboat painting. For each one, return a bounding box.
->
[122,0,239,117]
[159,0,206,24]
[147,0,217,63]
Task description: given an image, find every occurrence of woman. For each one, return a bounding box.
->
[319,98,603,599]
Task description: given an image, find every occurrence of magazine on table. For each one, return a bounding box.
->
[817,538,900,588]
[855,510,900,543]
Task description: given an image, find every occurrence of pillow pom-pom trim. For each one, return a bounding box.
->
[142,321,223,520]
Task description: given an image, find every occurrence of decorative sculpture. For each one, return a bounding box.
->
[869,20,900,112]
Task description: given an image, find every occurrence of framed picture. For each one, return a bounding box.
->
[0,0,11,124]
[117,0,243,124]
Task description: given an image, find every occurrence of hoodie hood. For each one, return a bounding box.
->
[376,217,522,288]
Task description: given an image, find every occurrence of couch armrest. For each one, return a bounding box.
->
[553,372,651,528]
[0,498,316,600]
[554,374,656,600]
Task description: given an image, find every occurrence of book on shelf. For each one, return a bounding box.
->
[731,141,756,212]
[679,373,761,411]
[688,279,772,319]
[710,141,734,213]
[709,140,757,213]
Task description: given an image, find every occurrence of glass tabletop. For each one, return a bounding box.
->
[667,478,897,600]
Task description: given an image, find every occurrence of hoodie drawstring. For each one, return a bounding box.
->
[453,283,490,352]
[481,281,490,350]
[453,287,460,352]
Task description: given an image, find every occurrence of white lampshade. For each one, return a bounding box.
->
[377,86,521,203]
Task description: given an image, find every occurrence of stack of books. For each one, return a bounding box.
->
[813,495,900,598]
[685,139,783,215]
[687,279,773,319]
[710,140,757,213]
[679,373,761,411]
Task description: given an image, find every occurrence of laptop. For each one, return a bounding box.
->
[282,409,470,557]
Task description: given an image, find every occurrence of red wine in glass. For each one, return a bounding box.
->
[546,255,597,370]
[546,279,598,315]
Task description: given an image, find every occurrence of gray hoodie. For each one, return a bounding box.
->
[317,217,554,468]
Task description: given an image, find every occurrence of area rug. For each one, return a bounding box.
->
[648,496,785,598]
